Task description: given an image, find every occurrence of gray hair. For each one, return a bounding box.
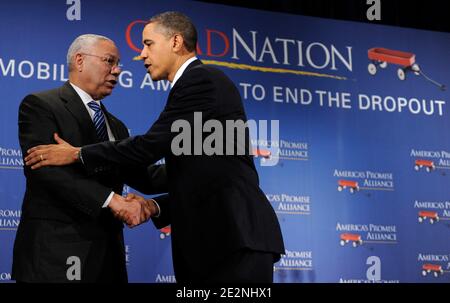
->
[148,11,197,52]
[67,34,113,71]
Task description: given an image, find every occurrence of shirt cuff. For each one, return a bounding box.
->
[102,191,114,208]
[78,147,85,164]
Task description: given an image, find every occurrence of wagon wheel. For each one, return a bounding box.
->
[340,240,345,246]
[379,61,388,68]
[426,166,431,173]
[368,63,377,75]
[397,68,406,80]
[414,165,419,171]
[338,185,343,192]
[350,187,355,194]
[412,63,420,75]
[418,217,423,223]
[422,270,427,276]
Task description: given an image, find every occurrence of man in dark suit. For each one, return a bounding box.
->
[13,34,166,283]
[25,12,285,283]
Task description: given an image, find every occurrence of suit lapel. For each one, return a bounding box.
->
[168,59,203,100]
[59,81,99,144]
[102,105,128,140]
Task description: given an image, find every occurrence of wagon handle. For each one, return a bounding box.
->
[416,67,446,91]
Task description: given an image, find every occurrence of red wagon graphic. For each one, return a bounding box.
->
[252,148,272,159]
[418,211,440,224]
[340,233,363,247]
[337,180,359,193]
[422,263,443,277]
[159,226,171,239]
[367,47,446,90]
[414,159,435,172]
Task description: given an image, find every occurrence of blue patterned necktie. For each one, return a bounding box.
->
[87,101,109,142]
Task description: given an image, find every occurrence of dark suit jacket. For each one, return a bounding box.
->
[80,60,285,282]
[12,81,166,282]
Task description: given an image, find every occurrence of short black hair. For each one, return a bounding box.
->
[148,11,198,52]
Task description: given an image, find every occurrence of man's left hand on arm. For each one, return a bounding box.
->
[25,133,80,169]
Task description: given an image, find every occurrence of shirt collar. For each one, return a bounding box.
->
[171,56,198,88]
[70,82,100,106]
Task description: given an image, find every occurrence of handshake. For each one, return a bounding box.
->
[108,193,159,228]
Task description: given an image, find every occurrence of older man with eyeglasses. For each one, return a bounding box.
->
[11,34,167,283]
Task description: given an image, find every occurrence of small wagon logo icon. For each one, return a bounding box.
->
[253,148,272,165]
[414,159,435,172]
[340,233,363,247]
[422,263,443,277]
[253,148,272,159]
[418,211,440,224]
[337,180,359,193]
[159,226,171,240]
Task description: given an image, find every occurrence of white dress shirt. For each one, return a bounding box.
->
[171,56,198,88]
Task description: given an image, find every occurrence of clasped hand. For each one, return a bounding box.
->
[110,193,157,228]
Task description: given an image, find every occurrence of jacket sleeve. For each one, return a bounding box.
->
[19,94,114,218]
[80,67,216,172]
[151,194,171,229]
[120,163,169,195]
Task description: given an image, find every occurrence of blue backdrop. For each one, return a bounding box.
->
[1,0,449,283]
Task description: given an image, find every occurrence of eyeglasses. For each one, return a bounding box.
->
[80,53,123,69]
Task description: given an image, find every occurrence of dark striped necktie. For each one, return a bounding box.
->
[87,101,109,142]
